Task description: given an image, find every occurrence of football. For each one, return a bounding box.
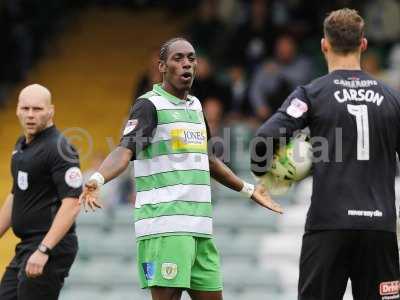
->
[257,132,312,195]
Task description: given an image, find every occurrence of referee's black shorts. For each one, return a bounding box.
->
[0,250,76,300]
[298,230,400,300]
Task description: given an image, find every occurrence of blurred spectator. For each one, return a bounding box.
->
[203,97,227,163]
[270,0,313,39]
[363,0,400,46]
[203,97,223,137]
[190,55,231,111]
[381,43,400,91]
[133,48,162,101]
[185,0,226,62]
[217,0,241,25]
[361,48,400,91]
[4,0,33,82]
[361,50,385,79]
[250,34,314,120]
[225,65,250,118]
[0,0,81,106]
[384,44,400,90]
[228,0,277,76]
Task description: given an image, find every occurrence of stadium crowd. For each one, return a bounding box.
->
[0,0,85,105]
[1,0,400,204]
[1,0,399,115]
[134,0,400,127]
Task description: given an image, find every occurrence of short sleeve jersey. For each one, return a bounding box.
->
[120,98,212,158]
[11,126,82,241]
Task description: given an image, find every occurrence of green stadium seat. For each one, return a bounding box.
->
[214,234,262,260]
[76,211,112,230]
[222,263,281,293]
[113,206,135,228]
[59,288,105,300]
[67,259,139,289]
[213,204,279,233]
[77,229,136,261]
[103,288,150,300]
[239,291,297,300]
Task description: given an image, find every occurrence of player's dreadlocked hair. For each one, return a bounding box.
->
[324,8,365,54]
[159,37,189,62]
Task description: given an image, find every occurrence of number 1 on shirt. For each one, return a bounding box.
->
[347,104,370,160]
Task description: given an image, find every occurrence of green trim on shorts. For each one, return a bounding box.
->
[137,235,222,291]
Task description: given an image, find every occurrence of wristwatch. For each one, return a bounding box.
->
[38,243,52,256]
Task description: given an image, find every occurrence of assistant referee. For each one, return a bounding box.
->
[0,84,82,300]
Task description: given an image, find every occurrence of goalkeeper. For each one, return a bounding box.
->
[80,37,282,300]
[251,8,400,300]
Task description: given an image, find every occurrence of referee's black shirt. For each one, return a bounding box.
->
[10,126,82,252]
[252,70,400,233]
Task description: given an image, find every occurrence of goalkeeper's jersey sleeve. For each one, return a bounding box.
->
[252,69,400,232]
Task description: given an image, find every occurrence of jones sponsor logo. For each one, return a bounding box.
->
[171,128,207,151]
[183,130,206,144]
[334,89,384,106]
[380,281,399,296]
[348,209,383,218]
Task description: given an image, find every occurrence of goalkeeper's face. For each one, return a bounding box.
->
[16,86,54,138]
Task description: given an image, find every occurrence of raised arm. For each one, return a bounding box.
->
[79,146,133,211]
[208,152,283,214]
[80,98,157,211]
[251,86,311,176]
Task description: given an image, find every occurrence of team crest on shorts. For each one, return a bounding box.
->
[161,262,178,280]
[17,171,28,190]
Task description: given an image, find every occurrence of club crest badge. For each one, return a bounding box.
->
[161,263,178,280]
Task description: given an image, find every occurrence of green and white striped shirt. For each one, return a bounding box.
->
[133,84,212,240]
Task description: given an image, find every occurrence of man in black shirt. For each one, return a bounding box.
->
[0,84,82,300]
[251,9,400,300]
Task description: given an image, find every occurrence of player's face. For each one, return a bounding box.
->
[16,96,53,137]
[161,40,197,93]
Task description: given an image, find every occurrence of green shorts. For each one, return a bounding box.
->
[137,235,222,291]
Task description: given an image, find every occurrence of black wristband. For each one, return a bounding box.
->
[38,243,52,256]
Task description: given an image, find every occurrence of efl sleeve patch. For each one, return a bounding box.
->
[65,167,83,188]
[123,119,138,136]
[286,98,308,118]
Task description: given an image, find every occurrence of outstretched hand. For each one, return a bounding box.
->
[251,184,283,214]
[79,180,103,212]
